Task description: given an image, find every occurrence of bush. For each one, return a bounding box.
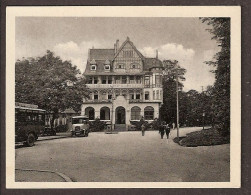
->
[130,119,151,131]
[150,118,162,130]
[89,118,106,132]
[55,124,68,132]
[174,128,230,147]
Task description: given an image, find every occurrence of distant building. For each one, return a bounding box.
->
[82,37,163,131]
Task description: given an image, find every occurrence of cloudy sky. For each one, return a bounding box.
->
[16,17,219,92]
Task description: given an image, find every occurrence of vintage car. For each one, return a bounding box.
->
[70,116,90,137]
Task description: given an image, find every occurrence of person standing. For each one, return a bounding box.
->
[141,123,145,136]
[165,123,171,139]
[172,122,175,130]
[159,121,166,139]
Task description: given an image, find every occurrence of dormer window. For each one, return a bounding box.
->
[104,65,110,70]
[91,65,96,71]
[130,63,140,69]
[116,64,125,69]
[90,59,97,71]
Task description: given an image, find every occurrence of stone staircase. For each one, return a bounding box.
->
[114,124,127,131]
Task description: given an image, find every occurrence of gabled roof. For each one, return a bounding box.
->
[113,37,145,60]
[144,58,163,71]
[89,49,114,60]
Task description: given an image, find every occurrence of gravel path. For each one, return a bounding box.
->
[15,127,230,182]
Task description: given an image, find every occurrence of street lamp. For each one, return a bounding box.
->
[202,111,205,130]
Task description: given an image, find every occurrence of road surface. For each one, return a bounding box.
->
[15,127,230,182]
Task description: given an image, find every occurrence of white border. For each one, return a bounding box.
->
[6,6,241,188]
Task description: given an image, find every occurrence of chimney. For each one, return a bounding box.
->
[88,49,90,60]
[156,50,158,59]
[116,39,119,51]
[114,43,117,54]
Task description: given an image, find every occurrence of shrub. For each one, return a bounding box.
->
[55,124,68,132]
[175,128,230,147]
[130,118,151,131]
[150,118,162,130]
[89,118,106,132]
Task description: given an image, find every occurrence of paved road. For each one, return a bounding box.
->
[15,127,230,182]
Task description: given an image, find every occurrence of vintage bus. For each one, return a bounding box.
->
[15,102,46,146]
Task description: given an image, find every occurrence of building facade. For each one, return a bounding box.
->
[82,37,163,131]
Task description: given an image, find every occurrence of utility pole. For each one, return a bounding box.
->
[175,61,180,141]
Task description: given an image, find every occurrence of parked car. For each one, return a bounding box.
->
[71,116,90,137]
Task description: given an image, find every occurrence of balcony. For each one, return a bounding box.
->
[86,83,143,89]
[83,99,112,103]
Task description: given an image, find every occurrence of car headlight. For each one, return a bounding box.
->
[75,126,80,131]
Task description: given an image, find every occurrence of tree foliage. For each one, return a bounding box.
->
[15,50,89,127]
[201,18,230,136]
[160,60,186,124]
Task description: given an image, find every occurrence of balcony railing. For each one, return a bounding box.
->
[86,83,143,88]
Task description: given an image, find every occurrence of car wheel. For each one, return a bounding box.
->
[25,133,35,147]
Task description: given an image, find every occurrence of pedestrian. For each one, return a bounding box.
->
[159,121,166,139]
[165,123,171,139]
[172,122,175,130]
[141,123,145,136]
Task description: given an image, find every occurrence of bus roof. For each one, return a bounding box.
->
[15,106,46,112]
[72,115,89,119]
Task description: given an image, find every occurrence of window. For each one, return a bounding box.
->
[144,76,150,86]
[116,64,125,69]
[153,91,156,100]
[108,94,112,100]
[136,93,140,100]
[130,64,140,69]
[94,77,98,84]
[94,94,98,100]
[144,106,154,120]
[89,93,93,100]
[130,93,134,100]
[85,107,95,120]
[122,76,127,84]
[122,91,127,98]
[102,76,107,84]
[123,50,133,58]
[145,91,149,100]
[156,90,159,99]
[100,107,110,120]
[131,106,141,120]
[115,76,121,84]
[104,65,110,70]
[136,76,141,84]
[155,75,162,86]
[88,77,93,84]
[91,65,96,71]
[129,76,135,84]
[108,76,112,84]
[160,90,162,99]
[115,90,120,97]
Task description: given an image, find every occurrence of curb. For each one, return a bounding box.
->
[37,136,69,142]
[15,168,73,182]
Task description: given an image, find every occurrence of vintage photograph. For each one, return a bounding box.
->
[6,6,241,188]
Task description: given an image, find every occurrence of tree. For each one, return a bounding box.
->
[201,18,230,136]
[160,60,187,124]
[15,50,89,128]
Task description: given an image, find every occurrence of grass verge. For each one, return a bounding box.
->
[173,128,230,147]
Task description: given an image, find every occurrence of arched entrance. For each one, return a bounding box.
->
[115,106,126,124]
[100,107,110,120]
[85,107,95,120]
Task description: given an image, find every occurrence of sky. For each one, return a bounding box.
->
[16,17,219,92]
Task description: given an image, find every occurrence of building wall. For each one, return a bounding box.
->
[81,95,160,130]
